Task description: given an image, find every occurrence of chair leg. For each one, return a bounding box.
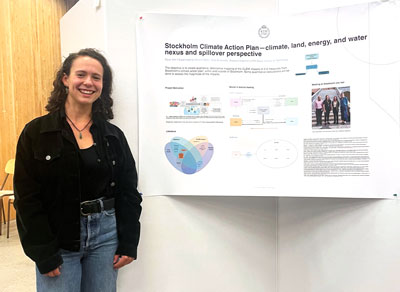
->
[0,197,2,235]
[1,197,6,225]
[7,198,12,238]
[2,205,5,224]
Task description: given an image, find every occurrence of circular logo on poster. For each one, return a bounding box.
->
[258,25,270,38]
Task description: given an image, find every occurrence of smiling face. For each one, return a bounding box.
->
[62,56,104,108]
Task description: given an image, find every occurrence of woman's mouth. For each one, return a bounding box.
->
[79,89,95,95]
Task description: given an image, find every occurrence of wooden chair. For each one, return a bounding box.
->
[0,159,15,236]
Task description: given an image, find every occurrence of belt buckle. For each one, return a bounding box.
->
[80,200,94,217]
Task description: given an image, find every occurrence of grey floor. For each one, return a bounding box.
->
[0,220,35,292]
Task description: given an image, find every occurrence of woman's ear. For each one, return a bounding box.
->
[62,73,69,87]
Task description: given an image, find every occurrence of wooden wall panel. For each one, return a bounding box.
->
[0,0,17,192]
[0,0,67,220]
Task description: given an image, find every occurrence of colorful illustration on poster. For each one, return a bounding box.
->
[165,136,214,174]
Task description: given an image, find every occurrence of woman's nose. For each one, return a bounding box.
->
[83,76,93,85]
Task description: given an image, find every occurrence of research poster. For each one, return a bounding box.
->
[136,1,400,198]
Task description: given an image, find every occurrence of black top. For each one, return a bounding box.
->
[79,144,111,201]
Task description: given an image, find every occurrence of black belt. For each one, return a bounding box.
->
[80,197,115,216]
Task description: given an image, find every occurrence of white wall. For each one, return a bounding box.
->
[278,198,400,292]
[61,0,107,57]
[61,0,400,291]
[125,196,277,292]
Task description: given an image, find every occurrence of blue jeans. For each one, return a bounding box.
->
[36,208,118,292]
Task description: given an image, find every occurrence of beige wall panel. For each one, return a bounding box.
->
[0,0,66,219]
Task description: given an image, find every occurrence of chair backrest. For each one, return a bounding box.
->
[5,159,15,175]
[1,158,15,190]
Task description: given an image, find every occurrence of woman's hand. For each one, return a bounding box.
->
[44,267,61,277]
[113,255,135,269]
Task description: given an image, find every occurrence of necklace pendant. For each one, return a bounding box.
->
[79,132,82,139]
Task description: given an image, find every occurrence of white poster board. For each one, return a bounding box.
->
[137,1,400,198]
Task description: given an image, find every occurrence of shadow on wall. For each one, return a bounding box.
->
[169,195,277,230]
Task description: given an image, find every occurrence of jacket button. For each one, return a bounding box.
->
[97,158,101,163]
[110,182,116,187]
[112,160,116,166]
[93,142,97,146]
[107,142,110,147]
[45,155,51,161]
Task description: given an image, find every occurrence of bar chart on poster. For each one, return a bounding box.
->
[136,1,400,198]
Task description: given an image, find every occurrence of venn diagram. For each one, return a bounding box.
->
[165,136,214,174]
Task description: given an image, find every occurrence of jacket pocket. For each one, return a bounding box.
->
[33,151,61,162]
[32,131,63,164]
[33,149,62,180]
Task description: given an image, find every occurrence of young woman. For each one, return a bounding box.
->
[14,48,142,292]
[332,96,340,124]
[322,95,332,125]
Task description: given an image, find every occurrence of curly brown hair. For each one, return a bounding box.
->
[46,48,114,120]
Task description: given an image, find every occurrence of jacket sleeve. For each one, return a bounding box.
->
[115,131,142,259]
[13,125,63,274]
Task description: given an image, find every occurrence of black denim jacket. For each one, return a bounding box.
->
[14,109,142,274]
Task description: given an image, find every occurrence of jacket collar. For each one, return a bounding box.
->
[39,108,118,138]
[93,112,119,138]
[39,110,64,134]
